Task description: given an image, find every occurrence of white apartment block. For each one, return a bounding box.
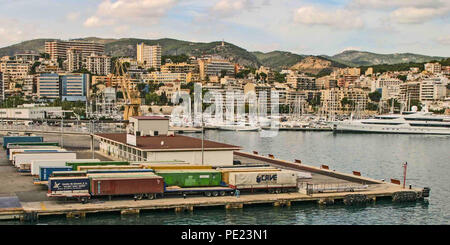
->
[420,78,448,102]
[136,43,161,70]
[372,77,402,91]
[85,53,111,75]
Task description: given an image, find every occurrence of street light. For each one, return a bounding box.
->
[48,110,73,148]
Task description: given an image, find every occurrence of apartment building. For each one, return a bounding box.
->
[37,73,60,99]
[0,61,30,92]
[198,57,235,80]
[424,62,442,74]
[66,48,83,72]
[0,72,3,101]
[287,73,316,90]
[14,53,40,63]
[321,88,368,113]
[85,53,111,75]
[161,62,198,73]
[136,43,161,70]
[399,82,420,102]
[45,40,105,60]
[142,72,187,84]
[420,78,447,102]
[372,77,403,91]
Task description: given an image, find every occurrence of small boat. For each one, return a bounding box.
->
[218,123,260,131]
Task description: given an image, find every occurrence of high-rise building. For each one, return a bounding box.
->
[37,73,60,99]
[45,40,105,60]
[37,73,89,101]
[136,43,161,70]
[66,48,83,72]
[85,53,111,75]
[0,72,3,101]
[61,73,89,101]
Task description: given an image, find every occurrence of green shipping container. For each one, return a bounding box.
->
[155,170,222,188]
[66,161,129,171]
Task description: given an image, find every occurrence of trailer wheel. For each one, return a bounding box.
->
[80,197,88,204]
[269,189,275,194]
[275,189,281,194]
[148,194,155,200]
[205,191,212,197]
[212,191,219,197]
[134,194,143,200]
[219,191,226,196]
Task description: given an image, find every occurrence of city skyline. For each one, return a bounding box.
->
[0,0,449,57]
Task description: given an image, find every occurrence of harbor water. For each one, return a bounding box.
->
[4,131,450,225]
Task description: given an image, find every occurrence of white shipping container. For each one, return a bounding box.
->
[228,170,298,188]
[13,152,77,168]
[9,147,64,161]
[31,158,100,176]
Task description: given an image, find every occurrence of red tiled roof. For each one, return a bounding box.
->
[130,116,169,120]
[95,133,241,151]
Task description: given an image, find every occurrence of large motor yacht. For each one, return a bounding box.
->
[332,107,450,135]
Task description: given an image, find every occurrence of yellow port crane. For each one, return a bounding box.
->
[113,60,142,121]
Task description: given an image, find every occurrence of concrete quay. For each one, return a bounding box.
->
[0,134,428,222]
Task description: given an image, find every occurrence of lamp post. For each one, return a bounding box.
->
[201,113,204,166]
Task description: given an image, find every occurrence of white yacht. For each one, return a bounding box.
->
[218,122,260,131]
[333,108,450,135]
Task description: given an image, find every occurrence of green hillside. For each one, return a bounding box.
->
[328,50,445,67]
[0,38,446,69]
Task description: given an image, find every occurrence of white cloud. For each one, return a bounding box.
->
[293,6,364,30]
[84,0,177,28]
[436,35,450,45]
[349,0,446,9]
[211,0,253,17]
[66,12,80,22]
[0,18,38,47]
[390,7,450,24]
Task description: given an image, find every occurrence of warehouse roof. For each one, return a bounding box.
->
[95,133,241,151]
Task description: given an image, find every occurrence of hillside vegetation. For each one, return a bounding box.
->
[0,38,447,70]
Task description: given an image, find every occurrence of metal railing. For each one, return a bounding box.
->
[0,123,126,135]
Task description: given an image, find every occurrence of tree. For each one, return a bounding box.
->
[220,70,228,78]
[274,72,286,83]
[397,75,407,82]
[30,62,41,74]
[368,91,381,102]
[145,93,160,105]
[259,72,267,81]
[40,53,50,59]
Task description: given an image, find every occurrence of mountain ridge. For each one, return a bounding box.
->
[0,38,446,70]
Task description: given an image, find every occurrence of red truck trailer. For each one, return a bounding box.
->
[90,176,165,200]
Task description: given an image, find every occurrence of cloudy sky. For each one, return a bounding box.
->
[0,0,449,56]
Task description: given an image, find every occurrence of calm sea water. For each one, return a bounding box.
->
[5,131,450,225]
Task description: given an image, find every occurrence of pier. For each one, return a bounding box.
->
[0,146,428,221]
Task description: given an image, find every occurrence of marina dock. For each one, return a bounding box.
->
[0,148,428,221]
